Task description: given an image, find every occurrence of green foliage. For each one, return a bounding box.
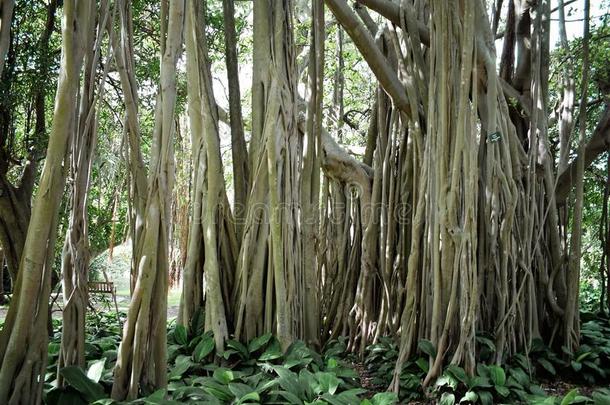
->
[43,312,399,404]
[40,311,610,405]
[362,337,426,402]
[433,362,550,404]
[527,316,610,385]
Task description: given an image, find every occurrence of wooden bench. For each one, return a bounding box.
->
[88,281,115,294]
[87,281,119,315]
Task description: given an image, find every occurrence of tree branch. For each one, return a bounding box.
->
[325,0,413,118]
[556,104,610,203]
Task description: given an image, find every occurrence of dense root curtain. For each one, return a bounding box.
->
[58,0,114,380]
[232,0,307,349]
[178,0,238,351]
[111,0,184,400]
[0,1,94,403]
[320,0,586,389]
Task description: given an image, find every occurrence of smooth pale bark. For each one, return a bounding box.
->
[112,0,149,294]
[179,0,237,350]
[112,0,184,399]
[0,1,93,403]
[232,0,273,342]
[556,0,576,174]
[565,0,590,352]
[222,0,249,242]
[233,0,305,349]
[331,26,344,141]
[301,0,324,348]
[58,0,114,380]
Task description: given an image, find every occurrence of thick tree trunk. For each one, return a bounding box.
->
[112,0,149,295]
[222,0,249,242]
[232,0,306,349]
[58,0,113,381]
[0,1,93,403]
[565,0,590,352]
[301,0,325,349]
[178,0,238,350]
[111,0,184,399]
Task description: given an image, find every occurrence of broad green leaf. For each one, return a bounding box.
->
[495,385,510,397]
[259,339,283,361]
[460,391,478,403]
[439,392,455,405]
[560,389,579,405]
[256,378,279,394]
[476,364,489,378]
[315,372,340,395]
[48,343,61,356]
[229,382,260,403]
[415,357,429,373]
[193,335,215,362]
[435,374,458,390]
[327,358,338,369]
[513,354,531,372]
[446,364,468,383]
[272,390,303,404]
[190,308,205,336]
[169,356,192,380]
[174,324,187,346]
[86,359,106,383]
[227,339,249,360]
[213,368,235,384]
[476,336,496,352]
[592,391,610,405]
[59,366,105,402]
[571,361,582,372]
[489,365,506,386]
[173,386,211,402]
[509,367,530,387]
[417,339,436,358]
[537,358,556,375]
[143,389,167,403]
[529,384,547,396]
[248,333,273,353]
[478,390,494,405]
[468,375,492,389]
[506,376,524,390]
[272,366,304,399]
[222,349,239,359]
[322,392,357,405]
[200,380,233,401]
[370,392,398,405]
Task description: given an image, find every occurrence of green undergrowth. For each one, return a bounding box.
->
[40,310,610,404]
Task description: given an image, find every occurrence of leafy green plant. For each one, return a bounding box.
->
[433,362,552,404]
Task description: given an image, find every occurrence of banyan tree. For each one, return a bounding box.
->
[0,0,606,402]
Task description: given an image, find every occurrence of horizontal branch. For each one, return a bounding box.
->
[355,0,429,45]
[556,104,610,202]
[325,0,413,118]
[356,0,524,104]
